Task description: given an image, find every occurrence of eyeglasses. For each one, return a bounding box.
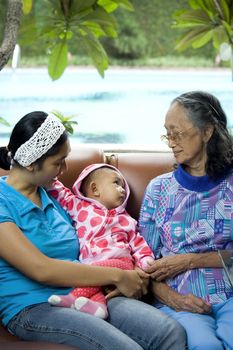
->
[160,126,196,144]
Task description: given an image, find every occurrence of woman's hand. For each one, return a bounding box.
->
[117,269,149,298]
[146,254,192,281]
[168,292,212,314]
[134,266,149,295]
[106,269,149,300]
[152,281,211,314]
[105,287,121,300]
[146,252,222,281]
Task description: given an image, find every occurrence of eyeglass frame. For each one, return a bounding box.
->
[160,126,197,144]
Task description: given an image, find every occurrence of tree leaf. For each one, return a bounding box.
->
[84,7,117,37]
[97,0,118,13]
[71,0,96,13]
[213,26,229,49]
[51,110,78,134]
[222,20,233,35]
[173,9,211,27]
[173,0,233,72]
[82,21,106,37]
[98,0,134,12]
[191,29,213,48]
[188,0,216,12]
[16,0,133,80]
[116,0,134,11]
[79,34,109,77]
[217,0,230,21]
[0,117,11,127]
[188,0,201,10]
[22,0,33,15]
[48,41,68,81]
[175,28,211,51]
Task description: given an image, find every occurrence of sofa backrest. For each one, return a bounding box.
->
[0,145,174,220]
[107,150,174,219]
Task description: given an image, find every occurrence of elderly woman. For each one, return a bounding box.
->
[139,91,233,350]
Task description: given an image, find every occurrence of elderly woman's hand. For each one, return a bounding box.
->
[171,292,212,314]
[146,254,192,281]
[152,281,212,314]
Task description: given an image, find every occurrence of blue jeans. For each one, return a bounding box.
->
[7,297,186,350]
[158,297,233,350]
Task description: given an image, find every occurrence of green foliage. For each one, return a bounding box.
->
[102,8,147,59]
[20,0,133,80]
[48,40,68,81]
[0,117,11,127]
[172,0,233,75]
[14,53,222,68]
[128,0,191,57]
[121,55,215,67]
[101,0,215,60]
[51,110,78,135]
[22,0,33,14]
[1,0,219,72]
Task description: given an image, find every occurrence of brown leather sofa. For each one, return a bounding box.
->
[0,144,174,349]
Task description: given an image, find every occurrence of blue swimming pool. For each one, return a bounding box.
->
[0,68,232,145]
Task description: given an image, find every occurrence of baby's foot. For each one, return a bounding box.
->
[74,297,108,319]
[48,294,76,308]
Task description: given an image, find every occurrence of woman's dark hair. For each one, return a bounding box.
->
[172,91,233,179]
[0,111,68,170]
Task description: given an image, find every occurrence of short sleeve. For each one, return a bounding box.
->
[0,196,14,224]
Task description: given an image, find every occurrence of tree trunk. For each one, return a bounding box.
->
[0,0,22,71]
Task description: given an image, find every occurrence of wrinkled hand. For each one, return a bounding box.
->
[146,254,191,281]
[171,292,212,314]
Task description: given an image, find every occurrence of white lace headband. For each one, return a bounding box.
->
[14,114,65,167]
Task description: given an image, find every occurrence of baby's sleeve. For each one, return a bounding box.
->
[48,180,78,214]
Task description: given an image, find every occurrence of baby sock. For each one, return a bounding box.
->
[48,293,76,308]
[74,296,108,319]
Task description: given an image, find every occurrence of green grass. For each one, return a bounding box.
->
[8,54,230,69]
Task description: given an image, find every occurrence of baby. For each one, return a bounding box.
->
[48,163,154,319]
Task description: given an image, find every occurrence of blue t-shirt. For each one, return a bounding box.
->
[0,176,80,326]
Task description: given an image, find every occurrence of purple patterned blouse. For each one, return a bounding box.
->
[139,165,233,304]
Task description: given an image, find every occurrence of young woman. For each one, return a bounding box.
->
[0,111,186,350]
[139,91,233,350]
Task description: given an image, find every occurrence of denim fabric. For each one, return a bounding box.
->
[7,298,186,350]
[158,297,233,350]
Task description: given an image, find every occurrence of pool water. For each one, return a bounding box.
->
[0,68,232,145]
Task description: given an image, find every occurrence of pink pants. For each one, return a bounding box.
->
[71,258,134,304]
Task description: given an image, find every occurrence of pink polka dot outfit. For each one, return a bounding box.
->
[48,164,154,318]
